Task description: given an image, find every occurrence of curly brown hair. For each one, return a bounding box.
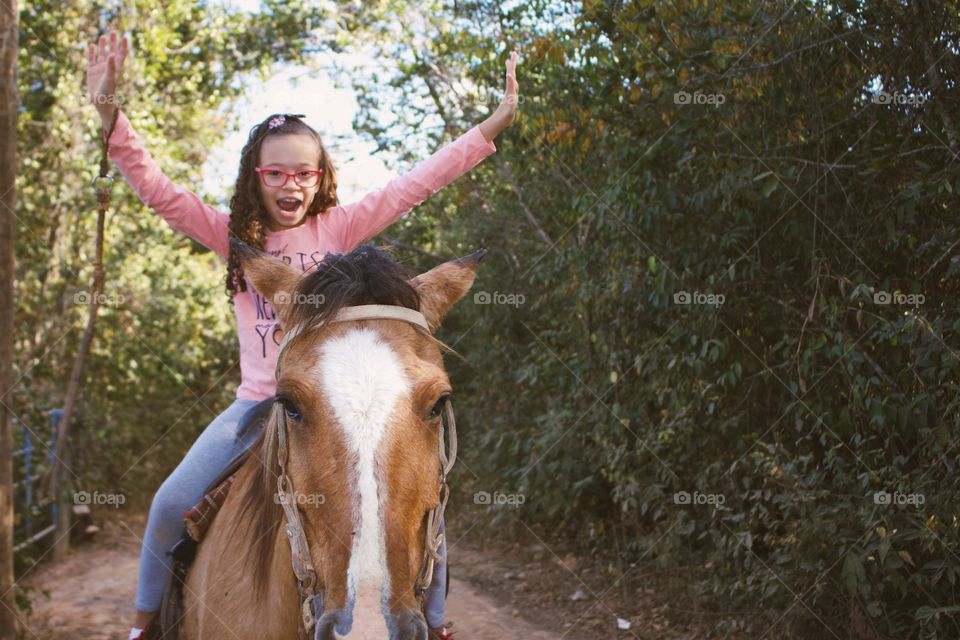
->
[225,113,338,303]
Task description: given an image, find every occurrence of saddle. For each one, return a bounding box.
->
[155,398,274,640]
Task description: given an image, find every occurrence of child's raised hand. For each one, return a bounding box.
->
[479,50,520,143]
[86,31,128,126]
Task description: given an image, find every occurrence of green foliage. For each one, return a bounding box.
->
[339,0,960,636]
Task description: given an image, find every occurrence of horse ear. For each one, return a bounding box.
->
[410,249,486,332]
[230,237,301,323]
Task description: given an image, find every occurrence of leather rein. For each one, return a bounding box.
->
[271,304,457,639]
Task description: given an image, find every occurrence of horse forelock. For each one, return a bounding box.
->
[286,245,422,335]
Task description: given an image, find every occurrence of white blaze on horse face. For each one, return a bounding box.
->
[316,327,410,595]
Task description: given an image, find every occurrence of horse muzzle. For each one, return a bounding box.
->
[390,610,429,640]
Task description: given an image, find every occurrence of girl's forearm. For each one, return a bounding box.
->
[97,103,118,130]
[478,94,518,142]
[479,114,506,143]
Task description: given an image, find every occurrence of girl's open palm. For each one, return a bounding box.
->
[86,31,127,122]
[497,50,520,125]
[479,50,520,142]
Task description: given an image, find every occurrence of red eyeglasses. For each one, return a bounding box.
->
[255,167,324,188]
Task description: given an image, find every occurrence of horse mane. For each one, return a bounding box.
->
[230,244,429,600]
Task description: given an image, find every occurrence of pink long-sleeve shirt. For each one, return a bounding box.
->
[107,112,496,400]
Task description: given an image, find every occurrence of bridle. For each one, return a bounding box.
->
[271,304,457,639]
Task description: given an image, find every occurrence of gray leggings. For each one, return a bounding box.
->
[135,398,449,627]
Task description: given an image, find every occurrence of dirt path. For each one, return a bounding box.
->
[18,512,719,640]
[17,513,562,640]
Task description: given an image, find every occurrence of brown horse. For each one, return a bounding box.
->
[179,242,482,639]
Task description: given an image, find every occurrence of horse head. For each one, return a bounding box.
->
[232,241,481,639]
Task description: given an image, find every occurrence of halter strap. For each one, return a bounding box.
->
[275,304,430,379]
[330,304,430,331]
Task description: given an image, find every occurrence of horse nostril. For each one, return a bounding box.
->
[315,609,353,639]
[392,610,428,640]
[313,616,336,640]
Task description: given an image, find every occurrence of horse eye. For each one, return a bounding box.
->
[281,399,302,421]
[429,395,450,420]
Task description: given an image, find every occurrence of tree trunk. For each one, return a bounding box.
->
[0,0,20,636]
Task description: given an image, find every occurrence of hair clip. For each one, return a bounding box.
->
[267,113,307,129]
